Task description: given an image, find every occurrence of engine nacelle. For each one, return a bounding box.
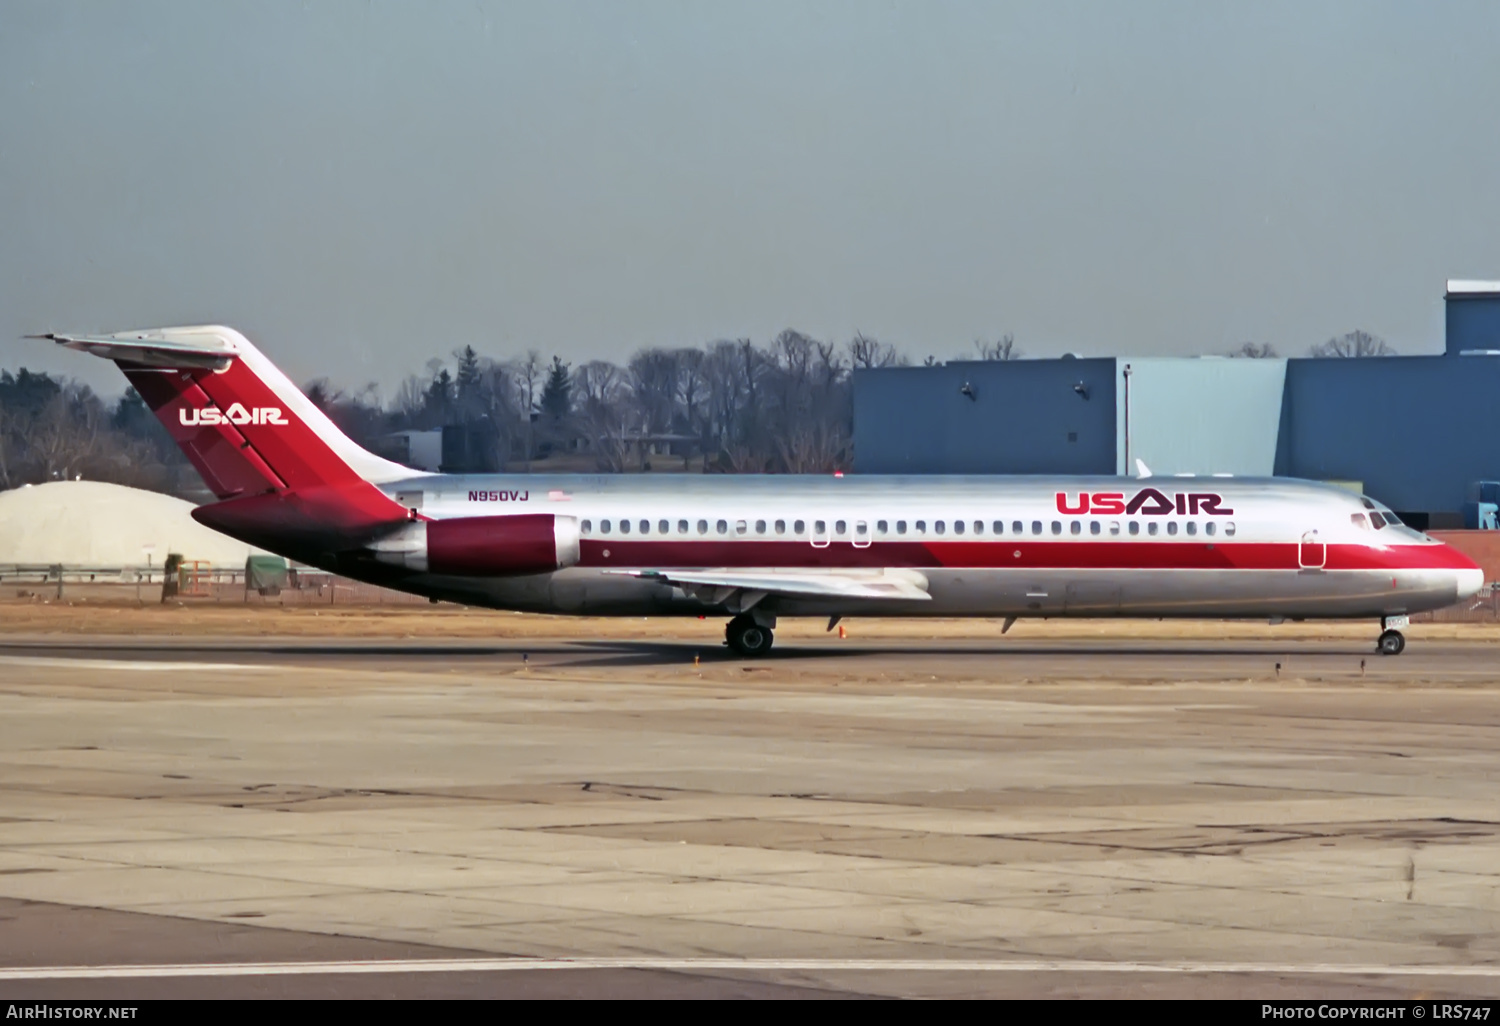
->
[369,514,580,577]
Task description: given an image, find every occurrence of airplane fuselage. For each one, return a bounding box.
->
[37,325,1484,657]
[340,472,1480,623]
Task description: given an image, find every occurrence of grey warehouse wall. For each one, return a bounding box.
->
[853,359,1116,474]
[1274,355,1500,513]
[1115,357,1287,476]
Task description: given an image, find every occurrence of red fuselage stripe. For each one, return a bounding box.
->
[576,539,1478,573]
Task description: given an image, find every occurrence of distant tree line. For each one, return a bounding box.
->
[0,326,1399,497]
[1227,330,1397,359]
[320,329,921,475]
[0,369,192,495]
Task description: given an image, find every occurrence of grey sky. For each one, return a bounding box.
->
[3,0,1498,398]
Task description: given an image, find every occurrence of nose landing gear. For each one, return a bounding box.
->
[726,614,775,658]
[1376,615,1408,656]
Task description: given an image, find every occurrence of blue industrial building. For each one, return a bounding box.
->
[853,281,1500,527]
[851,357,1117,476]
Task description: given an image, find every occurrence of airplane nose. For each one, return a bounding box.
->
[1456,567,1485,600]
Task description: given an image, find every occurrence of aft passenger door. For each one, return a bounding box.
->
[1298,530,1326,570]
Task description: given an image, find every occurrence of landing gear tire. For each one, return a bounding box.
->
[1377,629,1406,656]
[726,615,774,658]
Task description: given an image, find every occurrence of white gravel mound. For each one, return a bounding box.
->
[0,480,262,568]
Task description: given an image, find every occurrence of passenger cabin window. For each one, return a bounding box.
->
[877,520,888,534]
[915,520,927,534]
[1166,522,1177,536]
[775,519,786,534]
[794,519,806,534]
[1205,522,1216,536]
[934,521,945,535]
[1051,521,1062,535]
[717,520,728,535]
[1031,521,1042,535]
[581,520,592,534]
[1128,521,1139,535]
[736,520,748,535]
[1225,522,1237,536]
[697,519,708,535]
[1014,521,1024,534]
[1109,521,1120,535]
[973,521,983,534]
[639,519,649,534]
[835,520,847,535]
[994,521,1004,535]
[659,520,669,534]
[815,519,826,534]
[1186,522,1197,536]
[953,520,964,535]
[678,520,689,534]
[856,522,869,538]
[619,520,630,534]
[601,520,612,534]
[755,520,767,534]
[1070,521,1081,535]
[1090,521,1101,535]
[896,521,907,535]
[1148,522,1159,536]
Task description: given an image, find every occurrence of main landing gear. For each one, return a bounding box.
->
[726,614,775,658]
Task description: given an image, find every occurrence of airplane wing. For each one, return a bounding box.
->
[607,567,931,608]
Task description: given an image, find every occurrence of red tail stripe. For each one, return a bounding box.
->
[192,364,361,492]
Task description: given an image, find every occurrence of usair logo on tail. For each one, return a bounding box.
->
[179,403,289,427]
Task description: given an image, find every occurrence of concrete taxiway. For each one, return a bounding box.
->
[0,631,1498,998]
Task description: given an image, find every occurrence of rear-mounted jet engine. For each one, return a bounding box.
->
[369,514,581,576]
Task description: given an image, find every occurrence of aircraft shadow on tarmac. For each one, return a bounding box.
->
[0,638,1416,670]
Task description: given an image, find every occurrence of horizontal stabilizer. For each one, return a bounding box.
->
[608,567,931,602]
[28,331,236,371]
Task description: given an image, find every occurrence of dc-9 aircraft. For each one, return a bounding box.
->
[36,326,1483,657]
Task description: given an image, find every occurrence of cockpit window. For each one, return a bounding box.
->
[1368,511,1386,529]
[1351,513,1369,530]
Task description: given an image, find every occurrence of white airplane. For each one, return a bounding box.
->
[36,326,1484,657]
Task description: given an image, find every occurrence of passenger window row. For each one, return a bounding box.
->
[576,518,1238,538]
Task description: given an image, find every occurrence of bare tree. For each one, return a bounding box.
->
[628,349,682,437]
[0,407,15,490]
[1228,342,1278,358]
[973,333,1021,360]
[847,332,907,369]
[572,360,634,472]
[1310,330,1395,358]
[514,350,543,465]
[393,374,428,421]
[676,347,710,460]
[760,330,851,473]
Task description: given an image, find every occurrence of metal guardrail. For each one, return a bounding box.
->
[0,563,343,602]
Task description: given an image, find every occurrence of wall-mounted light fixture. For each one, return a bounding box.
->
[960,382,976,401]
[1072,382,1090,399]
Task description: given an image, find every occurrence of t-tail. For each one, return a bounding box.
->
[31,326,425,560]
